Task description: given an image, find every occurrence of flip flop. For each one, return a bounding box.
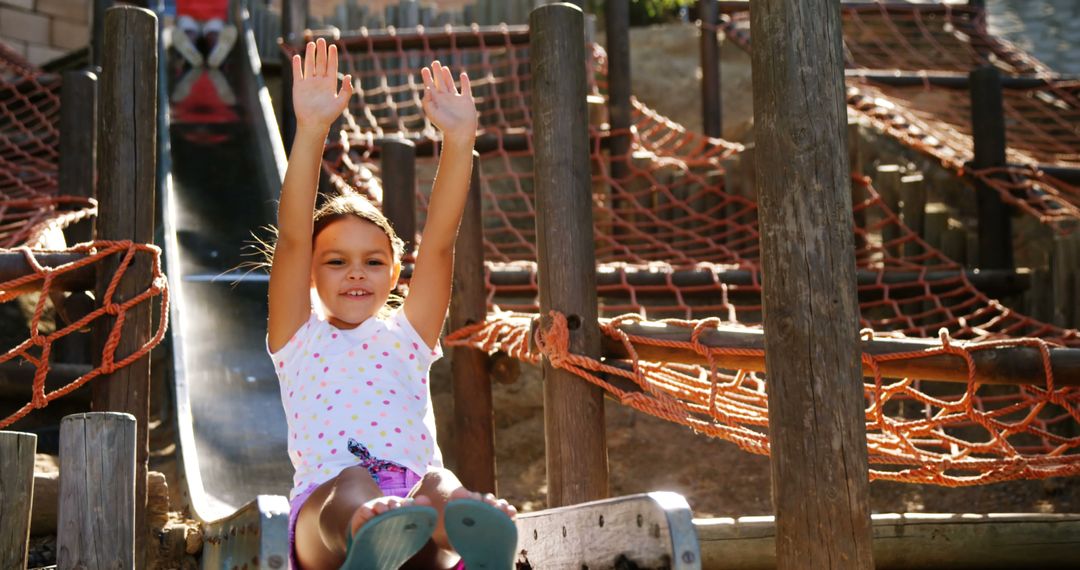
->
[340,505,437,570]
[444,499,518,569]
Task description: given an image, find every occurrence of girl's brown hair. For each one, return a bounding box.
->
[312,193,405,263]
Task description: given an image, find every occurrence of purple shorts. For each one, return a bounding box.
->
[288,466,423,569]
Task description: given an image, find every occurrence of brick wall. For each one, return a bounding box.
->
[0,0,91,66]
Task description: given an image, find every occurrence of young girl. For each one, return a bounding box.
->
[268,39,517,570]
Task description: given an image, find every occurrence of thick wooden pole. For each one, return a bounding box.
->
[605,0,631,182]
[91,0,114,70]
[380,138,418,255]
[699,0,722,138]
[749,0,874,568]
[91,7,157,567]
[970,66,1013,270]
[450,154,496,494]
[0,431,36,569]
[530,3,609,508]
[58,70,98,246]
[57,412,136,570]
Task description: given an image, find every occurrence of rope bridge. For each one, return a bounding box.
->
[0,44,167,428]
[284,20,1080,485]
[718,2,1080,230]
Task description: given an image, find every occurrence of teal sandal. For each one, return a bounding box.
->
[444,499,518,569]
[340,505,437,570]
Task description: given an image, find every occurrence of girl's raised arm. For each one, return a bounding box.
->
[402,62,477,348]
[268,39,353,353]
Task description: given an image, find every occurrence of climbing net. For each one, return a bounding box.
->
[0,44,168,428]
[719,2,1080,230]
[286,22,1078,485]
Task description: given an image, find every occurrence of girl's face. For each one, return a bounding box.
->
[311,216,400,329]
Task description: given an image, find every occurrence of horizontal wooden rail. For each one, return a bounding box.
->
[303,25,530,51]
[601,321,1080,386]
[847,70,1077,89]
[0,251,157,294]
[715,1,980,16]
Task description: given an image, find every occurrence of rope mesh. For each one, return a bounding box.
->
[0,43,168,427]
[288,17,1079,485]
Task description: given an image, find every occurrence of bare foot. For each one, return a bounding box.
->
[448,487,518,520]
[348,494,433,535]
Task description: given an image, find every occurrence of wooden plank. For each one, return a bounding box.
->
[749,0,874,568]
[90,7,157,567]
[57,412,136,570]
[515,492,701,568]
[0,431,36,570]
[58,70,98,246]
[380,138,417,255]
[697,513,1080,570]
[530,3,608,507]
[970,66,1013,270]
[450,155,496,494]
[699,0,722,138]
[876,164,903,258]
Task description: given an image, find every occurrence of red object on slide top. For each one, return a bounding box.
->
[176,0,228,22]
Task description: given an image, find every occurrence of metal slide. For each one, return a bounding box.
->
[160,2,292,565]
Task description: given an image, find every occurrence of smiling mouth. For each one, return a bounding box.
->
[341,290,372,298]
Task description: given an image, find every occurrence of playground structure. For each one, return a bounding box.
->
[0,0,1078,568]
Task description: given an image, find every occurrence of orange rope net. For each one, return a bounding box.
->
[0,45,168,428]
[719,2,1080,230]
[283,19,1078,485]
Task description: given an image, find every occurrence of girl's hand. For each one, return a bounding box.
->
[291,38,354,131]
[421,61,477,140]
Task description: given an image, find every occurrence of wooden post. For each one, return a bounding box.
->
[450,154,496,494]
[380,138,417,255]
[0,431,36,570]
[605,0,631,183]
[699,0,722,138]
[59,70,98,246]
[901,173,927,259]
[749,0,874,568]
[282,0,308,153]
[970,66,1012,270]
[57,412,136,570]
[91,0,114,70]
[91,7,157,568]
[530,3,609,508]
[876,164,903,258]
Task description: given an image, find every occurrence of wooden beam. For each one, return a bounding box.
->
[514,492,701,568]
[530,3,608,508]
[970,66,1013,270]
[750,0,874,568]
[697,513,1080,569]
[605,0,632,181]
[601,321,1080,387]
[58,70,97,246]
[57,412,136,569]
[312,25,531,51]
[450,154,496,494]
[379,138,417,254]
[699,0,722,138]
[91,7,157,567]
[846,69,1075,89]
[91,0,113,69]
[0,431,36,570]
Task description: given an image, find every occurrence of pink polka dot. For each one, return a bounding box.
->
[394,428,402,433]
[409,353,415,360]
[362,343,369,350]
[371,421,378,426]
[316,394,322,399]
[288,391,294,397]
[320,381,328,387]
[323,367,329,373]
[382,351,390,357]
[421,378,427,384]
[318,433,324,439]
[338,430,346,436]
[376,364,383,369]
[412,342,419,350]
[331,333,338,339]
[330,449,337,454]
[278,361,285,368]
[348,351,355,357]
[385,443,393,447]
[335,389,342,394]
[294,413,300,418]
[389,389,397,395]
[366,381,374,386]
[420,434,427,441]
[313,353,320,358]
[382,400,390,405]
[297,451,302,457]
[327,405,334,411]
